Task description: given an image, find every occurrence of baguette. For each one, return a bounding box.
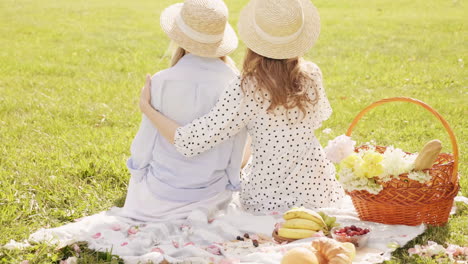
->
[414,140,442,171]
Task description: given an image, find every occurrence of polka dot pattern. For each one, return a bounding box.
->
[175,61,345,213]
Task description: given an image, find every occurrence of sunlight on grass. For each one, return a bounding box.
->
[0,0,466,263]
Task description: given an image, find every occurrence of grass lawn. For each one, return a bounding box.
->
[0,0,466,263]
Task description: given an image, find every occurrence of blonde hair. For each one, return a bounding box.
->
[241,49,318,116]
[171,46,238,73]
[170,47,187,67]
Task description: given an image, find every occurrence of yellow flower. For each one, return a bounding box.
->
[363,151,384,164]
[361,162,384,178]
[340,154,362,169]
[354,163,367,178]
[361,151,384,178]
[340,155,367,178]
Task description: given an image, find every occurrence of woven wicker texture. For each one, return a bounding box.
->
[238,0,320,59]
[345,97,459,226]
[160,0,238,58]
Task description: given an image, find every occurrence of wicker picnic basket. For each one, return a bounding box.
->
[345,97,459,226]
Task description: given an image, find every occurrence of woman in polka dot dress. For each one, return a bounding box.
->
[139,0,345,213]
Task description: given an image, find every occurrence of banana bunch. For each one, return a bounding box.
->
[277,207,327,239]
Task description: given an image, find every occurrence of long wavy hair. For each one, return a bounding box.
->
[241,49,318,116]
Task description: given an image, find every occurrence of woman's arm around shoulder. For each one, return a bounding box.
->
[173,77,258,157]
[140,75,258,157]
[139,74,180,144]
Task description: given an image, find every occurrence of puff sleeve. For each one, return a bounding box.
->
[305,62,332,129]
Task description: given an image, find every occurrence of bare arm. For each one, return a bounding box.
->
[139,74,180,144]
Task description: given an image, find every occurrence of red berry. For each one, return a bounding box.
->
[252,240,259,247]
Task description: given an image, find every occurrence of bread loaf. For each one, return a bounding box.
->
[414,140,442,171]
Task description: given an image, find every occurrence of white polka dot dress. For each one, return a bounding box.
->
[174,61,345,213]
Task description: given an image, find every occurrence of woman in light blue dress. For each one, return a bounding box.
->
[115,0,248,221]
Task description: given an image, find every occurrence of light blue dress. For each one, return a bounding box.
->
[124,54,247,214]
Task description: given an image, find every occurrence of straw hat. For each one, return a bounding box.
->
[238,0,320,60]
[160,0,238,58]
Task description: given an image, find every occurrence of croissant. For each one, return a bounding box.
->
[311,238,354,264]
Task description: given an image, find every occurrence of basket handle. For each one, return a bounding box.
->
[345,97,459,185]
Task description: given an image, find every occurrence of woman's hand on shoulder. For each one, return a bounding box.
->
[139,74,153,113]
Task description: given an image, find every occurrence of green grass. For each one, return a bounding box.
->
[0,0,466,263]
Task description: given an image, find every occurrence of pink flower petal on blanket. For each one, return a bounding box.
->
[179,224,190,230]
[127,227,139,235]
[206,245,221,255]
[445,244,458,255]
[120,242,128,247]
[110,224,121,231]
[151,247,164,254]
[72,244,81,253]
[172,241,180,248]
[184,242,195,247]
[74,218,83,222]
[270,211,280,215]
[208,218,215,223]
[92,233,101,239]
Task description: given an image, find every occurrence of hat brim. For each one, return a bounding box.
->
[238,0,320,60]
[160,3,238,58]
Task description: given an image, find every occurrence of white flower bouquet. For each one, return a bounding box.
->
[325,136,431,195]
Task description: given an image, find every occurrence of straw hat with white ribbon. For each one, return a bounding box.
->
[238,0,320,60]
[160,0,238,58]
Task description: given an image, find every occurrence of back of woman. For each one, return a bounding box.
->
[132,53,244,201]
[118,0,246,221]
[238,54,339,212]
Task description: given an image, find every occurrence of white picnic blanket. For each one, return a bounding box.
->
[22,194,460,264]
